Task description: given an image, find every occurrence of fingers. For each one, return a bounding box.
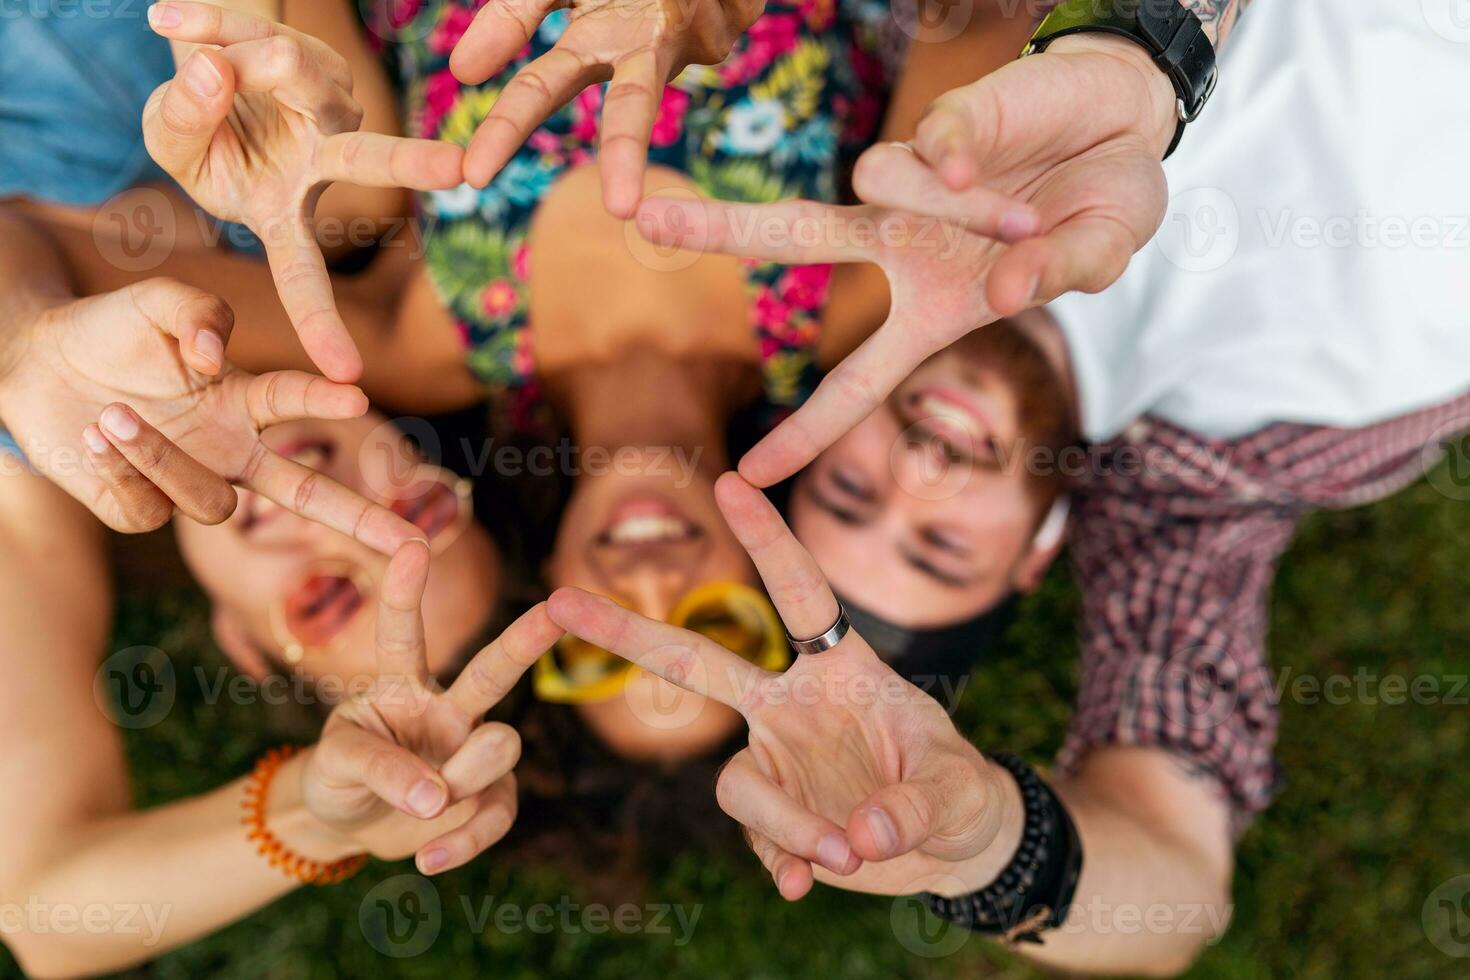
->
[465,47,595,188]
[212,36,360,132]
[716,756,861,877]
[451,0,563,84]
[238,447,418,554]
[987,211,1145,317]
[635,197,882,265]
[245,371,369,429]
[440,723,521,801]
[261,231,363,383]
[317,718,451,819]
[445,603,564,718]
[317,132,466,191]
[852,143,1038,244]
[911,86,984,191]
[417,774,519,875]
[599,51,663,218]
[748,831,814,901]
[373,540,433,681]
[142,49,237,187]
[126,279,236,376]
[81,424,175,533]
[736,314,934,486]
[544,587,772,711]
[711,474,843,642]
[149,1,283,47]
[93,405,238,525]
[846,776,954,863]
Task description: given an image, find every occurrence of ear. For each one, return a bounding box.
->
[1010,496,1069,595]
[210,606,275,683]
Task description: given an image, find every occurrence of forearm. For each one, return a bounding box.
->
[3,752,358,978]
[939,748,1234,976]
[0,206,73,392]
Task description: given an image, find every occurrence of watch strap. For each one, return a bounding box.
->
[1025,0,1219,158]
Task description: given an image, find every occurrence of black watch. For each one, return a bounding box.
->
[1023,0,1219,159]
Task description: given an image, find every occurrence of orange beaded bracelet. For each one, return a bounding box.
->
[242,746,368,885]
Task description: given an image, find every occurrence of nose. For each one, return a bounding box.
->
[293,512,390,577]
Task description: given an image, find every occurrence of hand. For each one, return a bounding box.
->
[0,278,416,551]
[305,542,564,873]
[637,35,1178,484]
[454,0,764,216]
[546,473,1023,899]
[143,1,466,382]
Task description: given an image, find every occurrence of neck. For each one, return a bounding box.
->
[549,349,755,465]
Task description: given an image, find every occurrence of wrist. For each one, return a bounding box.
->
[265,750,365,865]
[930,755,1027,896]
[1046,34,1181,157]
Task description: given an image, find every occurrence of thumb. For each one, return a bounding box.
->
[143,48,236,180]
[847,755,991,863]
[125,278,236,375]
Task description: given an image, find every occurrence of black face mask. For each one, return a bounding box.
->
[836,594,1017,699]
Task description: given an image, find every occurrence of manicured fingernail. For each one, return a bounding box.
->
[194,329,224,369]
[406,779,445,818]
[83,426,109,455]
[101,406,140,442]
[865,808,898,855]
[816,833,852,872]
[419,847,450,873]
[999,208,1039,243]
[184,53,222,98]
[149,3,182,29]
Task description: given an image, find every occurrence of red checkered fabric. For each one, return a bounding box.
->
[1055,391,1470,833]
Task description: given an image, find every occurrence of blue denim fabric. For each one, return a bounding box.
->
[0,1,173,206]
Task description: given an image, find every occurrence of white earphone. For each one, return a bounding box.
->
[1031,495,1071,553]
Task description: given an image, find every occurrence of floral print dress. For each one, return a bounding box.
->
[365,0,895,432]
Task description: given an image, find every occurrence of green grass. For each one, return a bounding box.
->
[3,471,1467,980]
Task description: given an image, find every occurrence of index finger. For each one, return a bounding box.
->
[598,51,663,218]
[737,307,934,487]
[149,1,281,46]
[445,602,565,718]
[261,231,363,383]
[239,447,418,554]
[636,197,883,265]
[318,133,466,191]
[711,473,843,642]
[375,540,433,681]
[544,588,773,712]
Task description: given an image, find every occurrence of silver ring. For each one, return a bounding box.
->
[787,605,851,655]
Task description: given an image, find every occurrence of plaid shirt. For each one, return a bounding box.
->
[1055,391,1470,833]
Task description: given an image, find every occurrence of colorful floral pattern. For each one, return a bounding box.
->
[367,0,894,431]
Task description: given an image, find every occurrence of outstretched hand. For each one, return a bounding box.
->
[637,34,1178,485]
[144,1,466,382]
[0,278,417,551]
[453,0,764,216]
[307,542,565,874]
[546,474,1021,899]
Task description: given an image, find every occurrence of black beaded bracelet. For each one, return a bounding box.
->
[920,754,1083,945]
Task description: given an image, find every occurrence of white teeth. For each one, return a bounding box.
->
[608,515,691,544]
[917,394,983,438]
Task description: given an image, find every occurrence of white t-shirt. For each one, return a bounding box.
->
[1047,0,1470,443]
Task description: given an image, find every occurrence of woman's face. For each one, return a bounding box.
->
[175,413,500,690]
[792,329,1061,630]
[547,452,756,761]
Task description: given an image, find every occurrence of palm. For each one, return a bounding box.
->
[193,93,328,230]
[306,544,564,872]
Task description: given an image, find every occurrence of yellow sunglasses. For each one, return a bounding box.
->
[534,581,792,703]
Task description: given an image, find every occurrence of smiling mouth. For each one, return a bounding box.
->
[284,573,365,650]
[596,497,703,547]
[389,477,461,541]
